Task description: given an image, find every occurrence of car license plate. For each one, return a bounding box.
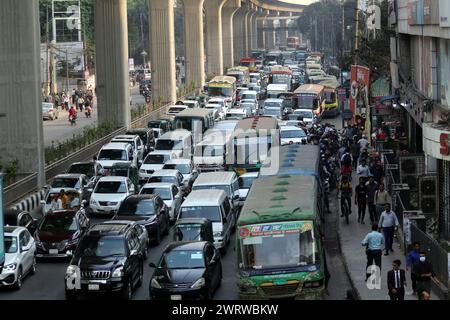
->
[49,249,58,255]
[170,295,182,300]
[88,284,100,291]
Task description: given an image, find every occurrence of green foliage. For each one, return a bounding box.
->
[0,159,20,185]
[44,122,116,165]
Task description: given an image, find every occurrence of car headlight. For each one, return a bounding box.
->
[112,266,124,278]
[151,278,162,289]
[191,277,205,289]
[90,198,98,206]
[66,265,78,277]
[139,169,146,173]
[213,231,223,237]
[4,263,17,271]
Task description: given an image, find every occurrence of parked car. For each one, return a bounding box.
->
[140,183,183,223]
[64,221,145,300]
[0,226,36,289]
[3,208,38,235]
[34,209,90,258]
[42,102,59,120]
[149,241,222,300]
[89,176,136,216]
[113,194,169,245]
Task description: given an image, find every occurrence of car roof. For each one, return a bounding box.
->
[227,108,245,113]
[159,130,191,140]
[54,173,84,179]
[122,194,158,203]
[101,142,130,150]
[164,241,208,252]
[147,150,176,156]
[264,98,284,102]
[112,135,137,140]
[294,109,313,113]
[70,161,95,166]
[281,126,303,131]
[141,182,175,189]
[181,189,227,207]
[97,176,128,182]
[4,226,26,236]
[45,209,78,217]
[164,159,191,165]
[151,169,180,176]
[87,221,134,236]
[193,171,236,186]
[126,128,150,133]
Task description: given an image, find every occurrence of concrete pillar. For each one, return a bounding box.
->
[222,0,241,71]
[233,6,247,64]
[246,7,256,54]
[183,0,205,88]
[257,18,264,49]
[243,9,250,57]
[0,0,45,186]
[94,0,130,128]
[279,19,288,47]
[205,0,227,78]
[251,10,258,50]
[264,19,276,49]
[149,0,177,103]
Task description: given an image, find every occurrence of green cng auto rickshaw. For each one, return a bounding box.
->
[109,162,140,190]
[173,218,214,243]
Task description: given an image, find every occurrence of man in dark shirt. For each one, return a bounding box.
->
[387,260,406,300]
[365,176,379,224]
[355,177,368,224]
[412,251,439,300]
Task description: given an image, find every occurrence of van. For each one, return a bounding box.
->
[192,172,240,215]
[193,131,233,172]
[154,130,192,159]
[178,189,233,252]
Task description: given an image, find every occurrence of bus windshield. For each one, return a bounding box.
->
[271,74,291,84]
[174,118,205,132]
[296,94,318,109]
[208,86,233,97]
[324,91,336,104]
[239,223,316,269]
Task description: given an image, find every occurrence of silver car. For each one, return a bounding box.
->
[42,102,59,120]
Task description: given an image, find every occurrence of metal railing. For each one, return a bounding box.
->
[4,90,199,207]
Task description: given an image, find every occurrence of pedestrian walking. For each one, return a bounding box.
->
[355,177,368,224]
[350,139,359,170]
[412,251,440,300]
[378,203,399,256]
[78,96,85,112]
[387,260,406,300]
[63,94,69,111]
[357,159,370,183]
[71,89,78,107]
[358,134,369,151]
[375,183,391,217]
[365,176,379,224]
[370,159,384,184]
[406,242,421,295]
[361,223,384,280]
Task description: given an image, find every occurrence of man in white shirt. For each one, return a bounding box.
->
[378,203,399,256]
[357,159,370,182]
[358,135,369,150]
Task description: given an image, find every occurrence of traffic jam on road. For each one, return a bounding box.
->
[1,43,348,300]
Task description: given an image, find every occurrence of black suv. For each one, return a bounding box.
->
[64,221,145,300]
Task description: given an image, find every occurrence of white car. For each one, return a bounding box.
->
[0,226,36,289]
[280,126,307,145]
[147,169,185,192]
[139,150,178,182]
[205,104,225,120]
[97,142,136,169]
[139,182,183,222]
[182,100,199,108]
[290,109,316,125]
[89,176,136,215]
[241,90,258,104]
[225,108,249,120]
[166,105,188,115]
[240,101,257,116]
[162,158,199,189]
[237,172,259,205]
[110,134,145,163]
[207,97,228,109]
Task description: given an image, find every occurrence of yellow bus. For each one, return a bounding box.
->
[207,76,237,106]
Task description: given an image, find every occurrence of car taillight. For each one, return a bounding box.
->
[289,141,294,145]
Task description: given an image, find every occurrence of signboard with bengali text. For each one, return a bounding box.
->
[239,221,312,239]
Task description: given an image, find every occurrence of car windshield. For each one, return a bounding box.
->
[241,94,256,100]
[148,176,177,184]
[163,163,190,174]
[117,199,155,216]
[144,154,169,164]
[140,187,172,200]
[94,181,127,193]
[111,168,129,177]
[51,178,80,189]
[264,108,281,116]
[5,236,18,253]
[179,206,221,222]
[76,237,126,257]
[168,107,186,114]
[207,87,233,97]
[239,224,317,269]
[161,250,205,269]
[98,149,127,161]
[293,111,313,118]
[175,225,202,241]
[195,145,224,157]
[156,139,182,150]
[281,130,306,138]
[271,74,290,84]
[238,176,256,189]
[67,164,94,178]
[127,132,147,144]
[264,102,281,108]
[39,214,77,233]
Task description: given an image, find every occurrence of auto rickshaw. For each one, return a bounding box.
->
[173,218,214,243]
[109,162,140,190]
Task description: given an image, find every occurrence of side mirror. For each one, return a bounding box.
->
[149,262,157,268]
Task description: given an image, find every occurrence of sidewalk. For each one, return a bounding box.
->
[337,174,439,300]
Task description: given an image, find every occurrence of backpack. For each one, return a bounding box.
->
[343,153,352,166]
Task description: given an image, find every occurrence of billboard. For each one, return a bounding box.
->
[0,174,4,266]
[349,65,371,116]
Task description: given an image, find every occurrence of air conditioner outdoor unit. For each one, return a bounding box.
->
[419,175,437,217]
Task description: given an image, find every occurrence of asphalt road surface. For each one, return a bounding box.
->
[1,114,352,300]
[43,86,146,147]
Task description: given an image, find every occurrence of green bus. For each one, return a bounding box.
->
[236,174,327,299]
[227,116,280,176]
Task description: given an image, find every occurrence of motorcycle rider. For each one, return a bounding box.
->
[338,175,352,217]
[69,105,77,125]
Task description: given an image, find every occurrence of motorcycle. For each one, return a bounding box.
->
[144,92,151,103]
[85,106,92,118]
[69,113,77,126]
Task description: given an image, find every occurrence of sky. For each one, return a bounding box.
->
[278,0,319,5]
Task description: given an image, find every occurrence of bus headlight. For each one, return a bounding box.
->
[303,279,323,288]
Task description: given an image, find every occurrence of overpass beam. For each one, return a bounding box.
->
[221,0,241,71]
[205,0,227,78]
[183,0,205,89]
[0,0,45,187]
[149,0,177,103]
[94,0,131,128]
